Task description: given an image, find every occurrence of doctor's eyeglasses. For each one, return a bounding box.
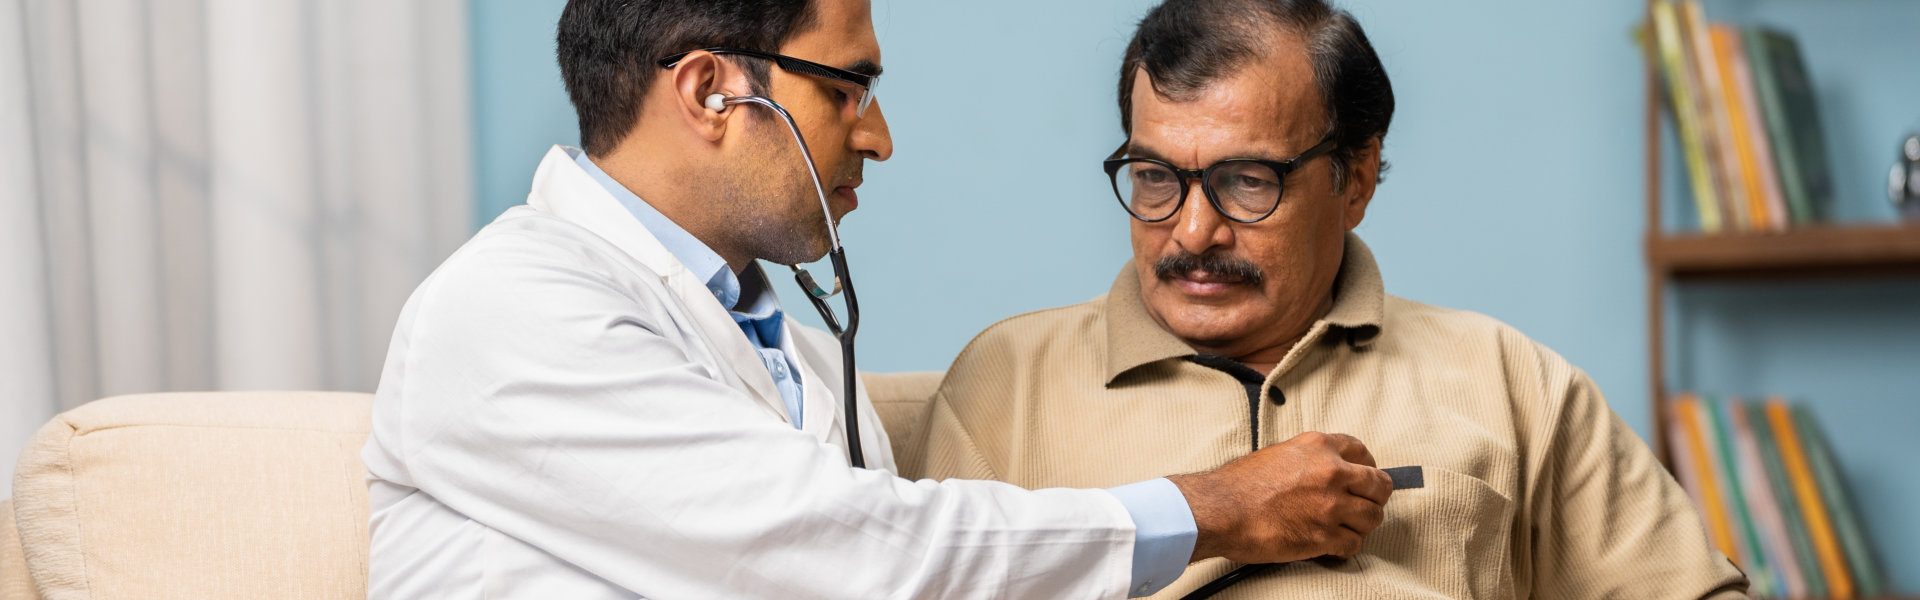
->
[1103,136,1336,223]
[656,47,879,118]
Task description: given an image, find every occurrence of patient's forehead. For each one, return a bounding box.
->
[1128,34,1326,165]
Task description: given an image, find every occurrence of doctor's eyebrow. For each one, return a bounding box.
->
[844,59,882,78]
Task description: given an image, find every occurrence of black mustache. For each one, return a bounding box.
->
[1153,251,1265,285]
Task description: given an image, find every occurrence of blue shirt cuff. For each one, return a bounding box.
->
[1104,478,1198,597]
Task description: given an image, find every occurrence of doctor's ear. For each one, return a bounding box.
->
[663,50,745,141]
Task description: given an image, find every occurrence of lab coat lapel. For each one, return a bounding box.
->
[524,146,789,422]
[785,318,896,471]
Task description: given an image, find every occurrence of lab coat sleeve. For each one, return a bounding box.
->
[371,238,1137,600]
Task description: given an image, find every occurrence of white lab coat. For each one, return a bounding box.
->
[361,146,1138,599]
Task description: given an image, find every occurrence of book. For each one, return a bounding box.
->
[1745,27,1833,224]
[1767,399,1854,598]
[1751,401,1826,596]
[1704,397,1771,594]
[1709,25,1778,232]
[1730,399,1803,597]
[1677,0,1747,230]
[1676,396,1741,559]
[1669,400,1711,533]
[1793,406,1885,596]
[1649,1,1722,232]
[1719,28,1791,231]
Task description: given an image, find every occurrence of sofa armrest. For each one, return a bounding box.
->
[862,371,944,480]
[2,500,38,600]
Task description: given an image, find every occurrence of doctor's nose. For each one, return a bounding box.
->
[851,99,892,162]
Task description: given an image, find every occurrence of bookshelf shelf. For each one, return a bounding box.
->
[1647,223,1920,280]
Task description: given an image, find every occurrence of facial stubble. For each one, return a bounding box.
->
[717,114,839,267]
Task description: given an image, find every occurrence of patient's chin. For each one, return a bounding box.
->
[1155,303,1263,349]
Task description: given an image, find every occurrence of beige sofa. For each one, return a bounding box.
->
[3,373,942,600]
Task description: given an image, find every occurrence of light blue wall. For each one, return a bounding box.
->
[471,0,576,229]
[470,0,1918,587]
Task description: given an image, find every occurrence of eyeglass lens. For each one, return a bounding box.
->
[855,78,876,117]
[1113,161,1283,221]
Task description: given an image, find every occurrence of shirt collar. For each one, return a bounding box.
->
[733,262,783,322]
[571,149,743,310]
[1103,231,1387,384]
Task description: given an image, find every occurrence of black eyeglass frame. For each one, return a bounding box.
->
[1103,136,1337,224]
[656,47,878,117]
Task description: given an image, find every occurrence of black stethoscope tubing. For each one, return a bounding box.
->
[718,94,865,468]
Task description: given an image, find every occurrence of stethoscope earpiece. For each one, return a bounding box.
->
[705,93,728,113]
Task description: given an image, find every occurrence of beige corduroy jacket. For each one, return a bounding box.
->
[918,233,1748,599]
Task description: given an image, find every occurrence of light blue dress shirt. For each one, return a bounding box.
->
[572,149,1196,597]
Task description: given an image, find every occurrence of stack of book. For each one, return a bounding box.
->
[1667,395,1885,598]
[1646,0,1834,234]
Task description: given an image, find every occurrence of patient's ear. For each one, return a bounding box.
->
[1342,137,1382,231]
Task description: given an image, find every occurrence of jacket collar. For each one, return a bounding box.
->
[1103,231,1386,385]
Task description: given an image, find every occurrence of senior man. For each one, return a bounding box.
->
[917,0,1750,598]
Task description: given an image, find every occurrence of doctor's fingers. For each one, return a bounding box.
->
[1320,524,1369,559]
[1308,432,1377,468]
[1342,463,1395,506]
[1331,493,1387,541]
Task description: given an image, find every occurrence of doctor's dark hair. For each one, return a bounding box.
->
[1118,0,1393,190]
[557,0,817,155]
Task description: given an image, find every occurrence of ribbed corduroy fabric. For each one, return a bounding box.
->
[922,233,1749,599]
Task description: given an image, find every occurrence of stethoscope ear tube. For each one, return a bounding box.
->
[724,93,866,468]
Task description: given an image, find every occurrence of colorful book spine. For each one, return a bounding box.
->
[1676,396,1740,559]
[1793,406,1885,596]
[1751,401,1826,596]
[1649,1,1722,232]
[1669,399,1711,530]
[1720,29,1790,231]
[1678,0,1746,230]
[1704,397,1771,594]
[1729,399,1803,597]
[1767,399,1854,598]
[1709,25,1774,232]
[1745,27,1832,224]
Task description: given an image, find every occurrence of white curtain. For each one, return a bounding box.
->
[0,0,474,496]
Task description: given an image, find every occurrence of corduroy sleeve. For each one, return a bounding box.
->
[1528,368,1751,599]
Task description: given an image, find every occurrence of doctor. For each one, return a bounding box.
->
[361,0,1396,597]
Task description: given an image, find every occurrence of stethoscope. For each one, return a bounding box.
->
[710,92,1279,595]
[704,92,867,469]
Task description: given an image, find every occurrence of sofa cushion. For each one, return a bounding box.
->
[11,392,372,600]
[3,500,36,600]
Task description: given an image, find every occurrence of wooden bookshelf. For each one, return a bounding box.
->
[1636,2,1920,470]
[1648,224,1920,280]
[1640,3,1916,595]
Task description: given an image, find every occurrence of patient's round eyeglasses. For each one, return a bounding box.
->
[1103,136,1335,223]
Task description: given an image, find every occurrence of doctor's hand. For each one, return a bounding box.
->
[1169,431,1394,565]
